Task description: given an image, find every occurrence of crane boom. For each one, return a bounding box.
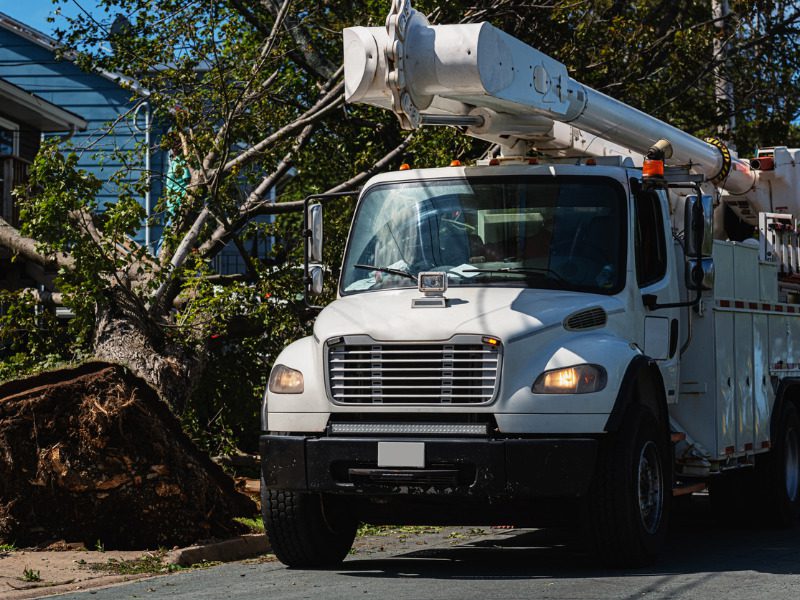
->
[343,0,756,195]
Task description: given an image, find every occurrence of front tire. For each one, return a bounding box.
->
[585,404,671,566]
[262,488,357,568]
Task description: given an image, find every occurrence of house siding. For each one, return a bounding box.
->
[0,24,166,248]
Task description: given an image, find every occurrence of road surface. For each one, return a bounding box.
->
[53,496,800,599]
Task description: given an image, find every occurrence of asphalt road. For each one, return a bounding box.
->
[53,496,800,600]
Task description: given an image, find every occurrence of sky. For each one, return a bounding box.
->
[0,0,94,35]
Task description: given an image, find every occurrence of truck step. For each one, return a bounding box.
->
[672,482,706,497]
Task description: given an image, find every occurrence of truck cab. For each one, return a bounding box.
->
[262,161,685,566]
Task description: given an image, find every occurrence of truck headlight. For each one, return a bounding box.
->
[268,364,304,394]
[532,364,607,394]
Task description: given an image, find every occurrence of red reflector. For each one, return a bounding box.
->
[734,301,744,309]
[719,300,730,307]
[489,158,500,166]
[725,445,735,455]
[528,158,539,165]
[643,159,665,177]
[744,442,753,451]
[762,440,771,449]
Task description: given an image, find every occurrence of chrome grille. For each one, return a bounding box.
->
[327,338,501,404]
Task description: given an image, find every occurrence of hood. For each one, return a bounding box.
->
[314,287,624,344]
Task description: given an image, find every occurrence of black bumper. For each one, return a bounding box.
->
[260,435,598,499]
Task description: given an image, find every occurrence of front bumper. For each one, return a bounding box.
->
[260,434,598,498]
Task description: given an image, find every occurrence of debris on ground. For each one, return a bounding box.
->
[0,362,256,550]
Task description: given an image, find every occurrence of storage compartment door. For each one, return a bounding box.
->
[715,312,736,456]
[734,312,754,453]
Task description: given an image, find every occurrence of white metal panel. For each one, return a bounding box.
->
[768,315,788,371]
[644,316,670,360]
[753,314,772,447]
[713,241,734,299]
[715,311,736,456]
[790,318,800,367]
[759,262,778,302]
[670,309,717,459]
[733,243,759,301]
[734,313,754,452]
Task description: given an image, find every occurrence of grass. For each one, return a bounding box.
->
[88,551,181,576]
[0,543,16,552]
[22,567,41,582]
[89,551,224,576]
[234,516,265,533]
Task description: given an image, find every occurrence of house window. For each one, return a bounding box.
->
[0,116,19,157]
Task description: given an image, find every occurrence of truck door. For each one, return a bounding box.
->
[635,186,681,399]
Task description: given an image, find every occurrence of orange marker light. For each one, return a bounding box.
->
[586,158,596,166]
[450,159,462,167]
[482,336,501,346]
[399,163,411,171]
[642,159,665,177]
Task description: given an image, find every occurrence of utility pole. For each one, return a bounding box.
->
[712,0,736,147]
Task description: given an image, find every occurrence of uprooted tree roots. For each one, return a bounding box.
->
[0,362,256,549]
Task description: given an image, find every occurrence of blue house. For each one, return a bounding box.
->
[0,11,166,252]
[0,12,279,277]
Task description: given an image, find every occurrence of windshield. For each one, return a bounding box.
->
[341,176,627,295]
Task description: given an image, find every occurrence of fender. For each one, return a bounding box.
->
[604,355,668,433]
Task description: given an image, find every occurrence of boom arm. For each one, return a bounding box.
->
[344,0,756,195]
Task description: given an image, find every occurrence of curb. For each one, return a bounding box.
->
[166,534,270,566]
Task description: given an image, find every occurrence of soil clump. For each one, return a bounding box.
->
[0,362,255,549]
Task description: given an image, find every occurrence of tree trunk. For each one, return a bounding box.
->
[92,291,202,411]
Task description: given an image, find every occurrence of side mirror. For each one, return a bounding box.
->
[686,258,714,291]
[684,195,713,258]
[308,204,323,263]
[308,265,324,296]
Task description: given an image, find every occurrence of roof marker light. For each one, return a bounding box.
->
[642,158,665,178]
[399,163,411,171]
[450,159,462,167]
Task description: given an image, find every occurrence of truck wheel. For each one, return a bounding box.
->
[262,487,357,568]
[759,400,800,527]
[585,404,670,566]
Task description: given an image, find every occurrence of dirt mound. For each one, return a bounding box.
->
[0,362,256,549]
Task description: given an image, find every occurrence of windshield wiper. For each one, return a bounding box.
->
[354,264,418,282]
[463,267,566,283]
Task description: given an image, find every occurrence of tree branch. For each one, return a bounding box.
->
[0,217,75,271]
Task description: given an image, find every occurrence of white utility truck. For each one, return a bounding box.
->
[260,0,800,567]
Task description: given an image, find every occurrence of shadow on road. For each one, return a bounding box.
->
[337,494,800,582]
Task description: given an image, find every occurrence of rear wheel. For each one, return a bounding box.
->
[585,404,671,566]
[262,487,357,568]
[758,401,800,527]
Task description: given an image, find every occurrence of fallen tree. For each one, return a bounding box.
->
[0,362,255,549]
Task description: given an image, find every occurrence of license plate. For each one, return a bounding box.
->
[377,442,425,468]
